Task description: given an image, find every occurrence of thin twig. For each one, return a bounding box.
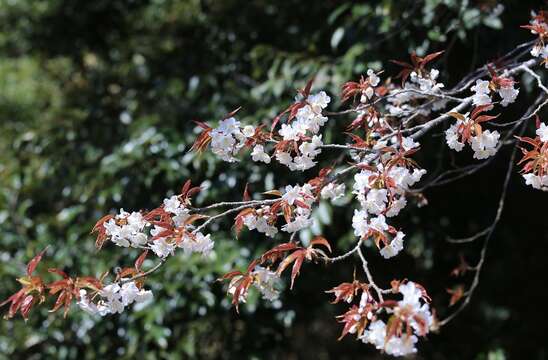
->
[357,246,389,302]
[439,122,523,327]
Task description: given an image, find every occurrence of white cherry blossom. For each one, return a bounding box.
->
[251,145,271,163]
[470,130,500,160]
[536,122,548,142]
[321,183,346,201]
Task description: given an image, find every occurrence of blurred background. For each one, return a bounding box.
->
[0,0,547,359]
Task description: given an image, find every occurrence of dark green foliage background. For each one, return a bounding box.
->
[0,0,546,359]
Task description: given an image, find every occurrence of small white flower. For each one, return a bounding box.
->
[100,284,121,301]
[384,335,418,356]
[244,214,278,237]
[363,87,375,100]
[498,85,519,106]
[352,210,369,238]
[191,232,215,256]
[386,197,407,217]
[308,91,331,110]
[127,212,147,228]
[367,69,380,87]
[150,238,176,258]
[242,125,255,137]
[217,117,240,133]
[281,215,313,233]
[321,183,346,201]
[163,195,182,214]
[369,215,388,233]
[523,173,546,190]
[77,289,99,315]
[398,282,423,309]
[472,92,492,106]
[536,122,548,142]
[380,232,405,259]
[299,139,321,158]
[471,79,492,106]
[279,123,300,141]
[251,145,271,163]
[107,297,125,314]
[131,233,148,246]
[470,130,499,159]
[120,282,141,306]
[275,151,293,166]
[360,320,387,348]
[471,79,490,94]
[401,136,419,151]
[282,185,301,205]
[252,266,280,301]
[365,188,387,215]
[445,123,465,152]
[292,155,316,171]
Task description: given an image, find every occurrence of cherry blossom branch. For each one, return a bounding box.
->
[323,239,364,263]
[439,116,527,327]
[415,92,545,193]
[446,40,535,95]
[120,258,166,284]
[446,227,491,244]
[193,199,279,233]
[439,139,519,327]
[406,58,538,140]
[357,245,389,302]
[520,64,548,94]
[191,199,278,212]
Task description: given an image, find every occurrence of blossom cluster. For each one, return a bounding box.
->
[351,138,426,259]
[102,195,214,259]
[470,77,519,108]
[360,283,434,356]
[274,91,331,171]
[527,11,548,67]
[446,122,500,159]
[275,134,324,171]
[386,68,447,117]
[228,265,280,303]
[77,281,153,316]
[238,183,317,238]
[241,207,279,238]
[445,106,501,159]
[320,182,346,201]
[210,117,256,162]
[202,91,331,171]
[334,281,434,356]
[280,184,316,233]
[518,118,548,190]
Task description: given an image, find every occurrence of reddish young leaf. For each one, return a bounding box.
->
[336,305,369,340]
[261,243,299,263]
[242,183,251,202]
[27,248,48,277]
[92,214,114,249]
[447,286,465,306]
[223,107,242,120]
[289,253,305,290]
[326,281,368,304]
[181,179,192,197]
[135,250,149,272]
[48,268,69,279]
[310,236,332,253]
